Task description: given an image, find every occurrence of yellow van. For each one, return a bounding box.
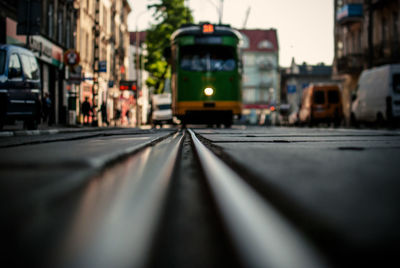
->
[299,84,343,126]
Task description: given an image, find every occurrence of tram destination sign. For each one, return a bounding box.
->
[195,36,222,45]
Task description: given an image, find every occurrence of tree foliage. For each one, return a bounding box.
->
[145,0,193,93]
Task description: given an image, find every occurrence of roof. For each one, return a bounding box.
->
[130,31,147,45]
[238,29,279,52]
[298,63,332,76]
[0,44,34,55]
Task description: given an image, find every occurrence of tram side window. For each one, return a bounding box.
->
[180,45,236,72]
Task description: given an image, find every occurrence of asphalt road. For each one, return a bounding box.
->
[0,125,399,267]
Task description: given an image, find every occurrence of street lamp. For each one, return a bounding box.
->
[135,10,148,126]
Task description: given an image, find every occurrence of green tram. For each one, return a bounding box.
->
[169,23,242,127]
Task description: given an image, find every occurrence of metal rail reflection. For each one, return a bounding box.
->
[55,132,184,268]
[188,128,329,268]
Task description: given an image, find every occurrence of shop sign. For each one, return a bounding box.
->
[28,35,63,68]
[287,84,296,94]
[99,61,107,72]
[68,65,82,85]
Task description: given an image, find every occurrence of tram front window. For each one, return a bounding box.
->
[180,45,236,72]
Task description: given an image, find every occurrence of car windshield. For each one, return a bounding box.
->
[20,54,40,80]
[328,90,339,103]
[180,45,236,72]
[0,50,5,75]
[313,90,325,104]
[157,104,171,110]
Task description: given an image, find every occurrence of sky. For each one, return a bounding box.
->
[127,0,334,67]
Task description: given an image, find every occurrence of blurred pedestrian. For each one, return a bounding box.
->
[100,102,109,126]
[42,92,53,126]
[114,108,121,126]
[82,97,91,125]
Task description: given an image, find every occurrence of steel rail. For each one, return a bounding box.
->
[188,129,329,268]
[56,131,184,268]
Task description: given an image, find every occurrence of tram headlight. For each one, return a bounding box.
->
[204,87,214,96]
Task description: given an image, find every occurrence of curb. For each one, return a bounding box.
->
[0,125,152,137]
[0,129,60,137]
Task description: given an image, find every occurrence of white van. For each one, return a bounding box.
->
[351,64,400,125]
[151,93,173,127]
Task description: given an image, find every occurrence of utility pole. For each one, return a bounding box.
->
[135,29,141,127]
[92,0,100,125]
[135,10,147,126]
[242,6,251,29]
[219,0,224,24]
[25,0,31,49]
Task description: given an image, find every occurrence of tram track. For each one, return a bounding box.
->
[4,128,330,268]
[188,129,328,268]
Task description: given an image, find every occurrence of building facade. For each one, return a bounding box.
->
[129,31,150,125]
[238,29,280,124]
[334,0,400,124]
[76,0,131,126]
[1,0,131,126]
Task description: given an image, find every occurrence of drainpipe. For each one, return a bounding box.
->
[367,0,373,68]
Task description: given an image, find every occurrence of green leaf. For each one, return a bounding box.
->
[144,0,193,92]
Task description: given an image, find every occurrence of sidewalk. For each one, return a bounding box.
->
[0,121,99,137]
[0,121,153,137]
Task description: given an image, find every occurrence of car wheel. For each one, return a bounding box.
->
[25,119,38,130]
[350,113,359,128]
[376,112,384,128]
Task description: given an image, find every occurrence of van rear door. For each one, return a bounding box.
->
[391,72,400,117]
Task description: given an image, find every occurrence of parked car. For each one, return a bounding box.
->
[299,83,343,126]
[351,64,400,126]
[0,44,41,130]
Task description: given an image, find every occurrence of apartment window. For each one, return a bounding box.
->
[243,88,256,103]
[66,18,71,48]
[393,12,399,42]
[58,9,63,44]
[102,5,107,33]
[243,54,255,66]
[337,40,343,58]
[382,18,389,45]
[48,2,54,38]
[86,32,89,63]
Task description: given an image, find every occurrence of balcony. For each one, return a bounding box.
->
[258,62,275,71]
[336,53,365,74]
[336,4,363,25]
[372,40,400,65]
